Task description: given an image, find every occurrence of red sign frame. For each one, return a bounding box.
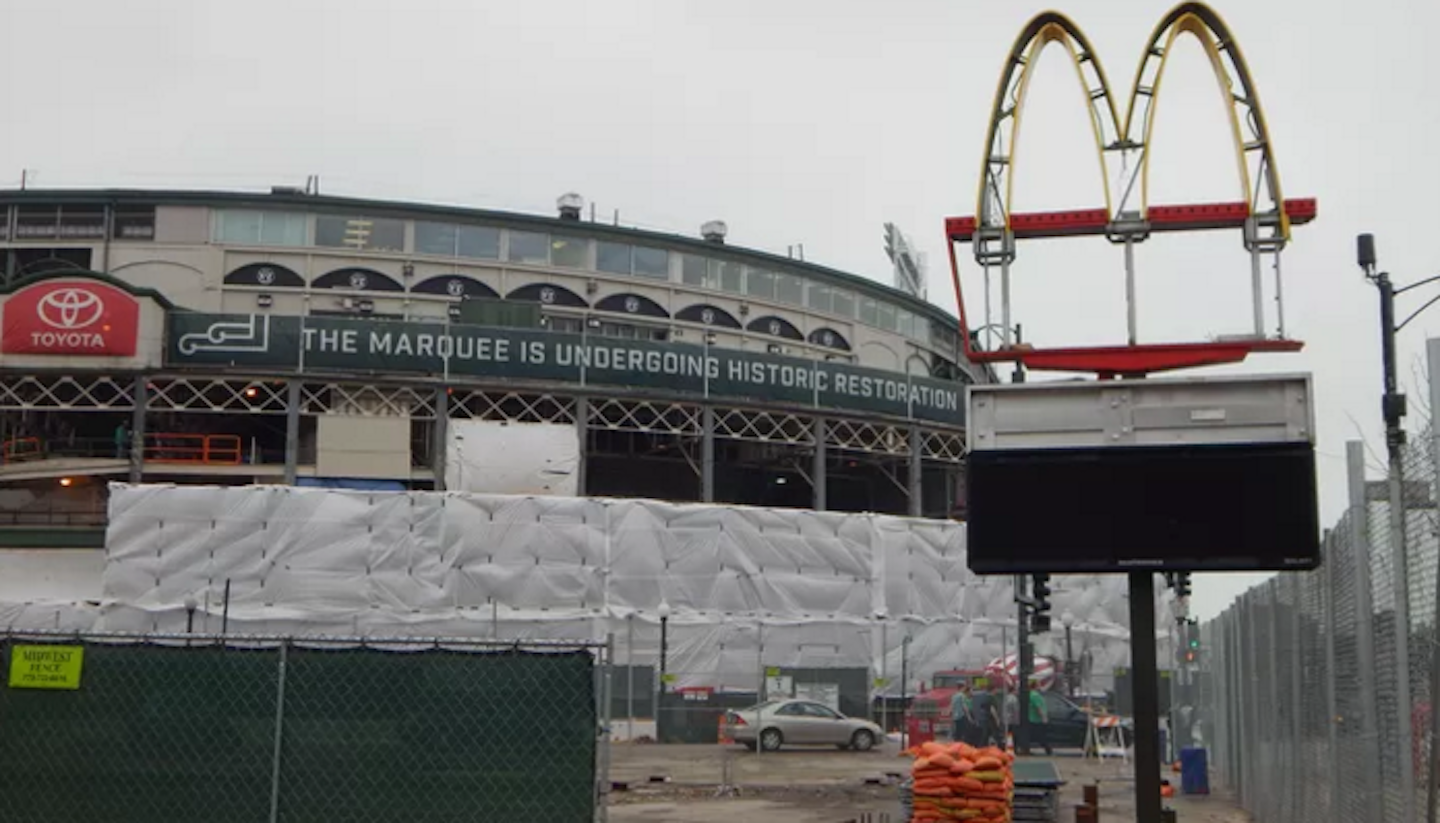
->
[1,279,140,357]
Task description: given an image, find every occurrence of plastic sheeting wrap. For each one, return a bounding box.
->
[81,483,1160,693]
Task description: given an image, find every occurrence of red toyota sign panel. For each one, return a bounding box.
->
[1,280,140,357]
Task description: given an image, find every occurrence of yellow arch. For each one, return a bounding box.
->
[1119,2,1289,237]
[974,12,1121,230]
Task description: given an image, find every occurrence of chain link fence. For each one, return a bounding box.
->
[0,631,609,823]
[1206,417,1440,823]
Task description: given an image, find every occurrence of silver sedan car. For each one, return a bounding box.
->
[724,699,884,752]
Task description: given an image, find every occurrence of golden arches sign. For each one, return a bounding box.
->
[976,2,1290,243]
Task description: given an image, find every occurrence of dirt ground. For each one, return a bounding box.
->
[607,743,1252,823]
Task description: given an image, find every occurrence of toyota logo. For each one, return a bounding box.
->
[37,288,104,330]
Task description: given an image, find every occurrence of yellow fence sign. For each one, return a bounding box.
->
[8,645,85,690]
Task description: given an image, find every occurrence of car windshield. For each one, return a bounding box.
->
[742,700,783,712]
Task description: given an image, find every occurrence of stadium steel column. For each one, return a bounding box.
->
[575,396,589,497]
[432,386,449,492]
[812,417,827,511]
[128,374,147,483]
[907,427,922,517]
[283,381,301,486]
[701,406,715,503]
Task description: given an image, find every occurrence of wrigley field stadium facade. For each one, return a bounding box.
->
[0,188,978,550]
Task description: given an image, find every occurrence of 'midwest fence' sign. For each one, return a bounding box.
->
[166,313,964,424]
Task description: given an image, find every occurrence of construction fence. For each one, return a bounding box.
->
[1205,412,1440,821]
[0,631,610,823]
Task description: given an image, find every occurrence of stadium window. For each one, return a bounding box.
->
[507,230,550,264]
[415,222,458,256]
[806,283,832,313]
[112,205,155,240]
[859,296,879,325]
[910,315,931,342]
[551,235,588,268]
[633,246,669,279]
[0,206,9,240]
[745,268,775,300]
[315,215,404,252]
[15,205,61,239]
[776,273,805,306]
[681,254,709,287]
[57,206,106,239]
[544,315,584,334]
[713,259,744,293]
[457,225,500,259]
[897,310,913,338]
[877,302,897,332]
[260,212,308,246]
[596,241,633,275]
[214,210,307,246]
[831,289,854,319]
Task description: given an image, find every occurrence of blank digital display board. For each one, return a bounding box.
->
[965,374,1320,574]
[966,442,1319,573]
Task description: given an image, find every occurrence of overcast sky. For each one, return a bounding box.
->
[5,0,1437,620]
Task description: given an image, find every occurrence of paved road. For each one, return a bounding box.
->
[607,743,1252,823]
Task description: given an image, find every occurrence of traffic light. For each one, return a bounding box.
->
[1182,618,1200,664]
[1175,572,1192,599]
[1031,612,1052,634]
[1031,573,1052,612]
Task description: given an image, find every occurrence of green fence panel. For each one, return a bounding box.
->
[276,647,597,823]
[0,641,279,823]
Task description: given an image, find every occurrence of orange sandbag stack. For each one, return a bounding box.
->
[905,740,1014,823]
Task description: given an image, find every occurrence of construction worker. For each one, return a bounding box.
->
[970,683,996,747]
[1028,681,1053,756]
[949,683,974,743]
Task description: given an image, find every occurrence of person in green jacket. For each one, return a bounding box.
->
[1027,683,1053,756]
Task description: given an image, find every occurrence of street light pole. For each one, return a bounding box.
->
[1358,232,1440,823]
[657,600,671,744]
[1062,610,1076,698]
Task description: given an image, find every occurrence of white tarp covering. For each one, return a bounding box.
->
[2,483,1167,695]
[444,420,579,496]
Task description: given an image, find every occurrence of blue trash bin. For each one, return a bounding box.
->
[1180,747,1210,795]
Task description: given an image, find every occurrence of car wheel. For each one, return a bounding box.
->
[850,729,876,752]
[759,728,783,752]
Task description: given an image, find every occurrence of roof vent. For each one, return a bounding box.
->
[701,220,728,244]
[557,192,585,221]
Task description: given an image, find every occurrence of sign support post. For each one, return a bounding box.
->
[1128,571,1163,823]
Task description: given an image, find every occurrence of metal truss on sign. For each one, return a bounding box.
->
[922,430,966,463]
[0,373,966,465]
[148,378,290,414]
[0,374,135,412]
[827,418,910,457]
[447,390,574,426]
[589,398,701,436]
[302,383,437,419]
[711,408,815,447]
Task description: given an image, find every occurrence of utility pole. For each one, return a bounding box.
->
[1359,233,1421,823]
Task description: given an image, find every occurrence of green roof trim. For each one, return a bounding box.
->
[0,267,181,310]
